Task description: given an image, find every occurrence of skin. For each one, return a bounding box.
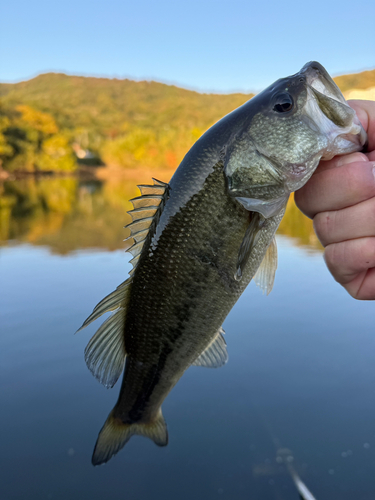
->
[295,100,375,300]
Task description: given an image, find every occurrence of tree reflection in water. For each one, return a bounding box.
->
[0,176,322,254]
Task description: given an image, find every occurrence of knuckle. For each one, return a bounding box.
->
[359,238,375,264]
[294,189,310,217]
[346,162,375,197]
[313,211,336,246]
[345,284,360,300]
[324,242,352,284]
[323,244,339,276]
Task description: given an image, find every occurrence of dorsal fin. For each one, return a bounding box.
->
[77,278,132,331]
[152,178,168,186]
[78,178,169,388]
[124,178,170,275]
[77,278,132,388]
[84,307,127,388]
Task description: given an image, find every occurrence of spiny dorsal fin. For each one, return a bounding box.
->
[193,327,228,368]
[253,236,278,295]
[137,185,166,196]
[78,178,169,389]
[124,178,170,275]
[130,195,164,209]
[152,177,168,186]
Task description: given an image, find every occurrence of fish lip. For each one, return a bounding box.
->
[301,61,346,104]
[354,116,368,148]
[300,62,368,154]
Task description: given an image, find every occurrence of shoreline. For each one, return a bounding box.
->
[0,164,177,184]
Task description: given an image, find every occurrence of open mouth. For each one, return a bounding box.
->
[302,66,367,155]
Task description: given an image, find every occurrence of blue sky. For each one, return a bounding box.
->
[1,0,374,93]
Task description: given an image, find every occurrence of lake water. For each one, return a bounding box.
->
[1,176,375,500]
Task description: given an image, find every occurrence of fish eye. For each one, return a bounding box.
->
[273,93,294,113]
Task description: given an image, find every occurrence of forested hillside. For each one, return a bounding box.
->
[0,67,374,174]
[0,74,251,173]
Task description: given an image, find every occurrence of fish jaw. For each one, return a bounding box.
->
[224,61,367,207]
[301,61,367,160]
[274,61,367,192]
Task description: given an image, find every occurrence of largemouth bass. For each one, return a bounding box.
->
[79,62,367,465]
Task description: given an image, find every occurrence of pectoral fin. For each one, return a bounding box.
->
[235,195,288,219]
[193,327,228,368]
[253,236,278,295]
[235,213,264,281]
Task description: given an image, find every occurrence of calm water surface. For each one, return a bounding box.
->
[1,177,375,500]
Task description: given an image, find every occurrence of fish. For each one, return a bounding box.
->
[78,61,367,465]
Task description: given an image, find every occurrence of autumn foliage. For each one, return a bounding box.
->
[0,69,374,174]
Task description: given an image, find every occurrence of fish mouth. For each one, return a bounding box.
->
[301,61,347,104]
[300,61,367,158]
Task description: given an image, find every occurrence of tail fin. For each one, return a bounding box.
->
[92,408,168,466]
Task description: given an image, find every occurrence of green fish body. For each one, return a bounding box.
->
[79,62,367,465]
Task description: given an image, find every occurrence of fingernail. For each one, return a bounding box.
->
[372,162,375,179]
[336,153,368,167]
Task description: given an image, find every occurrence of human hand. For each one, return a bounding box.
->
[295,100,375,300]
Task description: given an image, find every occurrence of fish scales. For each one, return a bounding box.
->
[79,62,367,465]
[120,161,282,421]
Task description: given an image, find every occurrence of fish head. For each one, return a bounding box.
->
[225,61,367,218]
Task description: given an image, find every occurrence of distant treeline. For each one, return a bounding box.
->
[0,69,374,174]
[0,74,251,174]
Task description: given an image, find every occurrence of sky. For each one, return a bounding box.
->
[1,0,375,93]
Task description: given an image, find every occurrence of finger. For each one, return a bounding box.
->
[315,152,368,173]
[324,237,375,286]
[344,267,375,300]
[314,196,375,247]
[348,100,375,152]
[295,160,375,219]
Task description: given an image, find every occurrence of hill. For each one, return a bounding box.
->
[333,68,375,93]
[0,67,374,174]
[0,74,252,173]
[0,73,251,136]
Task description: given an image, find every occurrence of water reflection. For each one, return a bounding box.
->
[0,177,322,253]
[60,167,323,469]
[1,179,375,498]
